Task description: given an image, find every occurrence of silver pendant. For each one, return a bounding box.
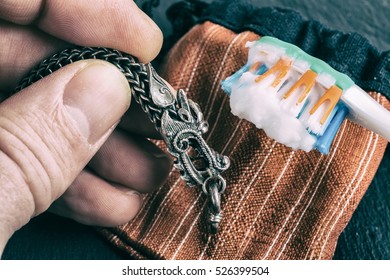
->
[148,65,230,233]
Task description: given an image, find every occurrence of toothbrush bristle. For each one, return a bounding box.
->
[221,36,356,154]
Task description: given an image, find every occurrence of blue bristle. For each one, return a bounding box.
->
[297,98,309,119]
[315,103,349,154]
[221,63,249,96]
[256,64,268,75]
[318,103,339,137]
[222,64,269,96]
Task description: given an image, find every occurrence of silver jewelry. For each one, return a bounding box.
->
[15,47,230,233]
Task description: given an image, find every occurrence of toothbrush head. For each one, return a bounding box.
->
[222,36,390,154]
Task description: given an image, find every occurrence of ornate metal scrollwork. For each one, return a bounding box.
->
[148,72,230,233]
[159,89,230,187]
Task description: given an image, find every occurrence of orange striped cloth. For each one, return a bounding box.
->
[99,22,389,259]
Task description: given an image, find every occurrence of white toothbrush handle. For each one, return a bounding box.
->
[342,85,390,141]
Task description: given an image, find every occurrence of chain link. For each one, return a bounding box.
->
[14,47,177,127]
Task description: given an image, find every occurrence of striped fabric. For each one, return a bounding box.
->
[99,22,389,260]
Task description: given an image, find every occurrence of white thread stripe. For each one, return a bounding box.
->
[317,93,383,259]
[207,141,277,256]
[235,152,295,258]
[319,131,378,259]
[275,121,347,259]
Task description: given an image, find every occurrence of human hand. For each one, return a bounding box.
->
[0,0,170,255]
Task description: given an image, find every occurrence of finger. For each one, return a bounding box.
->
[49,170,143,227]
[0,0,163,62]
[0,21,68,91]
[0,20,161,136]
[89,131,171,193]
[0,60,130,244]
[119,100,161,139]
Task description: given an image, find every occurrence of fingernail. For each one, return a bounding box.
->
[151,149,171,160]
[127,190,144,210]
[64,61,131,144]
[126,190,143,199]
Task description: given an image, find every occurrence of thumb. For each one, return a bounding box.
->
[0,60,131,250]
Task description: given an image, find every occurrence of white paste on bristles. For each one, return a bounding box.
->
[229,41,316,152]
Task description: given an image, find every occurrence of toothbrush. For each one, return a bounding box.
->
[222,36,390,154]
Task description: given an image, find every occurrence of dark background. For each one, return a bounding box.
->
[149,0,390,51]
[3,0,390,260]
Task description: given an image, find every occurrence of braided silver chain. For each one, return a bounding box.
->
[15,47,169,126]
[15,47,230,233]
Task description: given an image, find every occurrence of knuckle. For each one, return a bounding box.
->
[0,108,80,214]
[0,117,52,213]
